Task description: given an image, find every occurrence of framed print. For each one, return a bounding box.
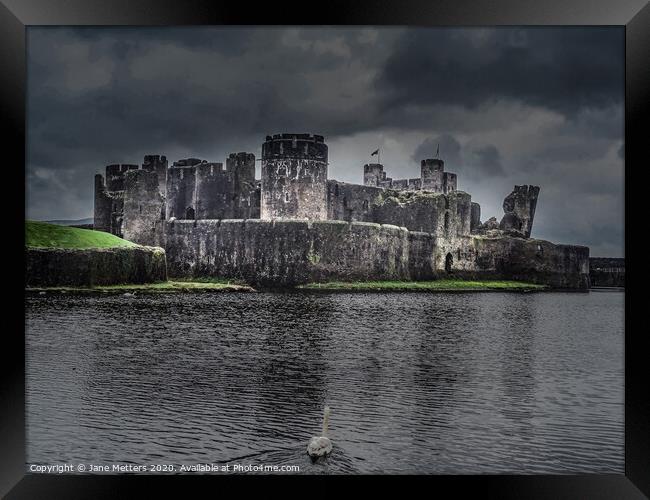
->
[2,0,647,497]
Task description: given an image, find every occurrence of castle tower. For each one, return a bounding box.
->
[499,185,540,238]
[363,163,385,187]
[122,169,165,246]
[227,152,257,218]
[194,162,229,220]
[470,202,481,232]
[261,133,328,220]
[142,154,168,197]
[94,163,138,237]
[105,164,139,191]
[166,159,200,219]
[227,152,255,184]
[421,158,445,192]
[94,173,111,233]
[421,158,458,194]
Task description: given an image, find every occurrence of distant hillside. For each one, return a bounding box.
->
[45,217,94,226]
[26,220,136,249]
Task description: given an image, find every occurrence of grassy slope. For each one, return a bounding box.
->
[26,220,136,249]
[299,280,547,291]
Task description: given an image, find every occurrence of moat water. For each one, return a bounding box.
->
[26,290,624,474]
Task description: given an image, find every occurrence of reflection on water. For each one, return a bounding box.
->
[26,290,624,474]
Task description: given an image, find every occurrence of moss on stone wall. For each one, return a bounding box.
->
[163,219,590,289]
[25,246,167,287]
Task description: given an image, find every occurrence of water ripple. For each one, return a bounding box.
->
[25,291,624,474]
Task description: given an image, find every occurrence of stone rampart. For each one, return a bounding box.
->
[26,246,167,287]
[163,219,589,288]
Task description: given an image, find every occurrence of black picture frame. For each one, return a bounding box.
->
[2,0,647,497]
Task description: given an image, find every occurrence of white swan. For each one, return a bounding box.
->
[307,406,332,459]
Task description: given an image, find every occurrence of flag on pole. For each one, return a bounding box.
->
[371,149,379,156]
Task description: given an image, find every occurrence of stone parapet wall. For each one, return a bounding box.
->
[164,219,426,286]
[26,246,167,287]
[459,236,590,289]
[163,219,589,289]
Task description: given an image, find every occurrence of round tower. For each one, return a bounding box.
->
[261,133,328,220]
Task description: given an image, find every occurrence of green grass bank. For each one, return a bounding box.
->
[26,220,136,249]
[298,279,548,292]
[25,221,167,287]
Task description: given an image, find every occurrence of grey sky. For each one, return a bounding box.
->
[26,26,624,257]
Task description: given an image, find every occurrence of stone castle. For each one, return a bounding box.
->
[94,133,589,288]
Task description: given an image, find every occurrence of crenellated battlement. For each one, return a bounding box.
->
[262,133,328,161]
[195,162,226,176]
[105,164,139,192]
[143,154,167,164]
[421,158,444,172]
[172,158,203,167]
[106,163,139,176]
[266,133,325,142]
[363,156,457,194]
[229,151,256,161]
[227,152,256,175]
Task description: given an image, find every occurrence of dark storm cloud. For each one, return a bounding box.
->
[465,145,504,177]
[411,135,504,179]
[26,27,624,256]
[375,27,623,118]
[411,135,461,166]
[27,27,393,171]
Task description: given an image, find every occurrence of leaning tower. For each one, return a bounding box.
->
[260,133,329,220]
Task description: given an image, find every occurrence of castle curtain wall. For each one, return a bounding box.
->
[326,181,384,222]
[161,219,589,288]
[163,219,426,286]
